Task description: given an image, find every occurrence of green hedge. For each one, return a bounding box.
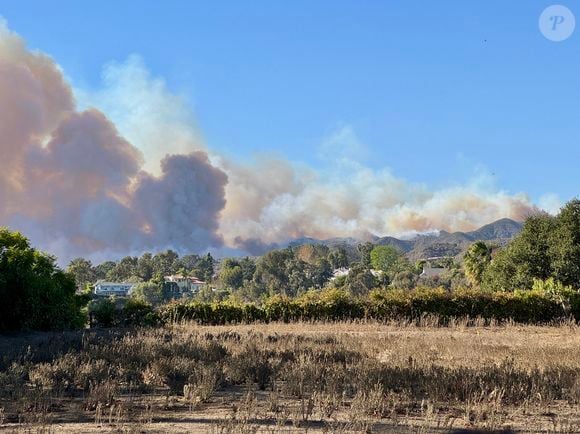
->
[89,297,159,328]
[156,286,580,326]
[368,287,575,323]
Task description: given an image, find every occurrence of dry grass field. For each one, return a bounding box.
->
[0,319,578,433]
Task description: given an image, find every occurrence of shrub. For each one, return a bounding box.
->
[159,285,579,325]
[88,297,117,327]
[122,298,159,326]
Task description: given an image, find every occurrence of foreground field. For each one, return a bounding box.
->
[0,320,579,433]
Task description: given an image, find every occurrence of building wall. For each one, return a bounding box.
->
[94,283,133,296]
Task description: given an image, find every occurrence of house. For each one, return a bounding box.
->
[93,281,135,297]
[420,265,447,279]
[419,257,448,279]
[331,267,385,279]
[331,267,350,280]
[164,275,206,294]
[370,269,384,278]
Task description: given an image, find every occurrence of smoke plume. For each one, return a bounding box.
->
[0,22,545,261]
[221,159,536,254]
[0,22,227,261]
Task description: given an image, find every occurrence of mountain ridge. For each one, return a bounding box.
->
[283,218,523,260]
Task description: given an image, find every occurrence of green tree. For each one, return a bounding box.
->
[344,264,377,296]
[179,254,201,274]
[311,258,333,288]
[107,256,138,282]
[94,261,116,280]
[369,245,415,287]
[548,199,580,287]
[370,245,400,274]
[67,257,96,290]
[328,247,348,269]
[239,257,257,282]
[463,241,492,287]
[255,248,334,297]
[483,213,554,291]
[219,259,244,290]
[152,250,179,276]
[390,270,418,290]
[0,228,85,331]
[221,266,243,289]
[131,281,164,305]
[357,242,374,268]
[88,297,116,327]
[136,253,154,281]
[253,249,294,296]
[196,253,215,282]
[287,257,314,295]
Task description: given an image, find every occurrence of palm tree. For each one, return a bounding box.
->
[463,241,492,287]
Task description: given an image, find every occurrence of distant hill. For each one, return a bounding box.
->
[374,236,415,253]
[467,218,523,241]
[403,218,523,260]
[282,218,523,261]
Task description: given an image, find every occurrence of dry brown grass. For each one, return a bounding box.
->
[0,320,578,433]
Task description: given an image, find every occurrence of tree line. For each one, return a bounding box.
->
[68,238,463,305]
[67,251,216,290]
[62,198,580,303]
[2,199,580,331]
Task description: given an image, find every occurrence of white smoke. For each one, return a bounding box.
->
[76,54,204,175]
[222,158,535,254]
[0,21,549,261]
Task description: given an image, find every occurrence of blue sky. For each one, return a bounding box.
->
[1,0,578,203]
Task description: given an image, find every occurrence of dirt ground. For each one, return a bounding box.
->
[0,321,578,433]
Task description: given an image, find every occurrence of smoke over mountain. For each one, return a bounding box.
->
[0,22,544,261]
[220,158,535,254]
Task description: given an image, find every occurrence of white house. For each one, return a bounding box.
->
[94,281,135,297]
[164,275,206,294]
[330,267,350,280]
[420,266,446,279]
[419,258,448,279]
[331,268,384,280]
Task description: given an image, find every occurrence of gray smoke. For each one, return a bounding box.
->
[0,23,228,261]
[133,152,227,251]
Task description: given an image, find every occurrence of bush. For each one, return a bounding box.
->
[88,297,160,328]
[122,298,160,327]
[0,228,86,332]
[158,285,579,325]
[88,298,117,327]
